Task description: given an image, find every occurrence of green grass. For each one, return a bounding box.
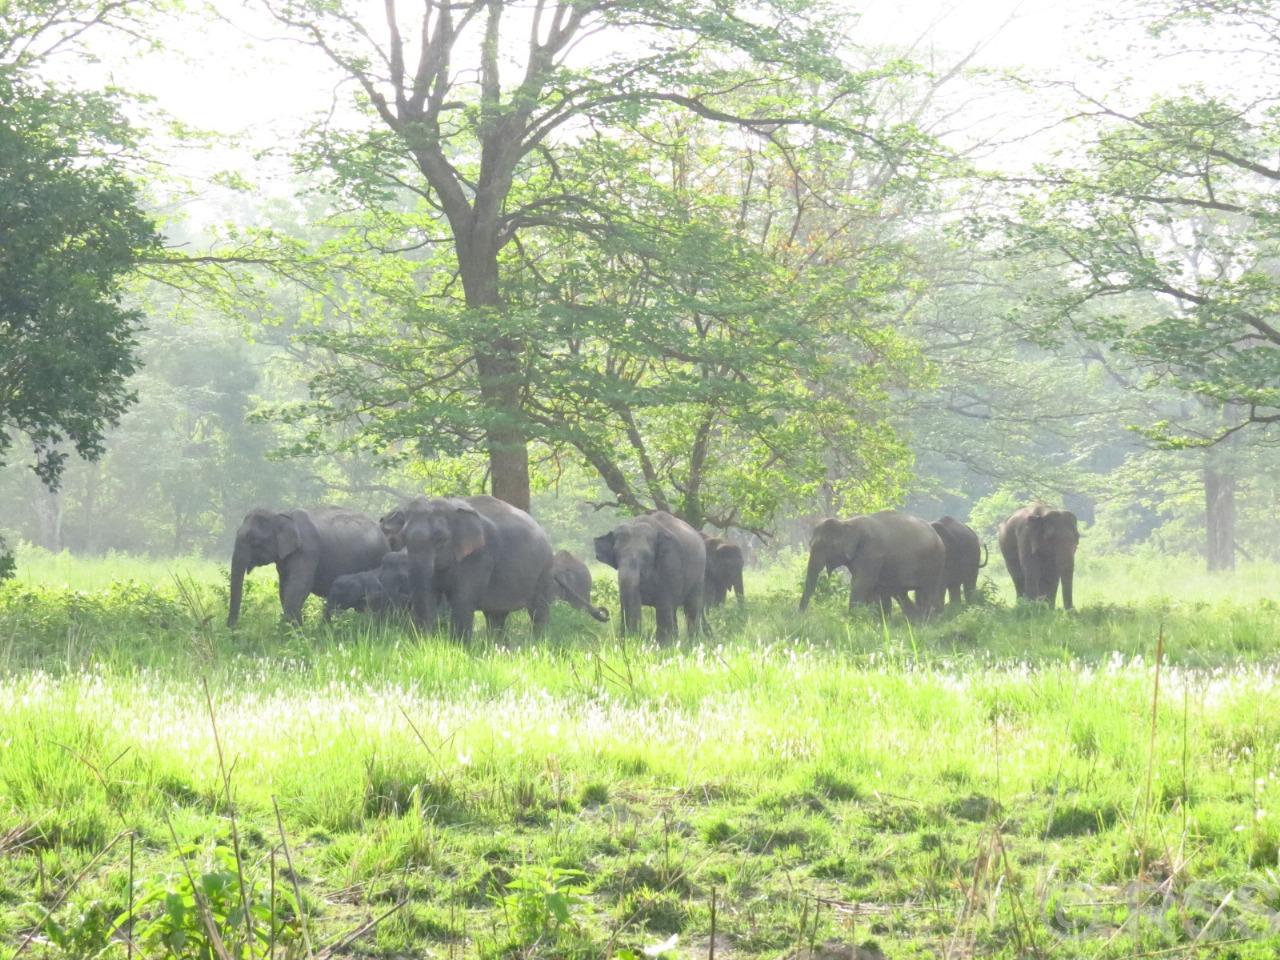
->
[1,549,1279,958]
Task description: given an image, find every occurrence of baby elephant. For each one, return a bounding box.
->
[323,551,412,620]
[550,550,609,622]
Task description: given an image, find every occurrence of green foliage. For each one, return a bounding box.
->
[129,844,301,960]
[36,843,302,960]
[493,862,589,946]
[0,10,160,488]
[1002,83,1280,445]
[242,0,936,525]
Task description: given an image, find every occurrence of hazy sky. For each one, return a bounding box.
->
[63,0,1245,225]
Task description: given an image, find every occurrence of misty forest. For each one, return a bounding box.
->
[4,0,1280,956]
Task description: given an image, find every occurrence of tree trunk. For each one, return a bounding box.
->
[1204,466,1236,572]
[460,239,531,512]
[30,482,63,552]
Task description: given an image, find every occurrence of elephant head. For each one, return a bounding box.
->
[798,518,861,611]
[382,497,487,629]
[228,509,302,627]
[594,519,678,634]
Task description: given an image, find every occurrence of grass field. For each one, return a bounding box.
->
[2,546,1279,959]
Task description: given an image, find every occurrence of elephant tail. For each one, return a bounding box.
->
[554,573,611,622]
[978,543,989,568]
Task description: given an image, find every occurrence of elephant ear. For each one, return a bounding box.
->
[275,513,302,559]
[594,532,617,569]
[380,508,407,546]
[656,529,682,581]
[447,502,486,563]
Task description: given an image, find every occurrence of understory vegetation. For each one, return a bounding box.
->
[2,553,1279,958]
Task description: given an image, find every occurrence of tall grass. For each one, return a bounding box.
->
[0,549,1278,957]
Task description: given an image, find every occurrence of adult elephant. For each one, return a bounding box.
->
[549,551,610,622]
[931,516,987,608]
[998,504,1079,609]
[228,506,388,627]
[702,534,745,608]
[594,511,706,641]
[798,510,945,622]
[380,495,554,640]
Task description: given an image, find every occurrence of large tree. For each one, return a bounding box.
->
[285,116,924,532]
[264,0,920,510]
[0,1,160,489]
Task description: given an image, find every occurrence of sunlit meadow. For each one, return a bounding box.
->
[2,546,1279,958]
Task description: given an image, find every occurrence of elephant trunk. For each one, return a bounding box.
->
[228,541,249,628]
[798,548,825,611]
[1060,553,1076,610]
[554,573,610,622]
[408,549,440,632]
[618,564,643,634]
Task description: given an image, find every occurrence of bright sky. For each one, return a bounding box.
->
[60,0,1251,226]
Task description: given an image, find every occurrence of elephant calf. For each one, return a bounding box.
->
[702,534,745,609]
[550,550,609,622]
[323,551,412,620]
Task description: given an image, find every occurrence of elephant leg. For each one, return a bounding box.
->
[905,590,928,623]
[484,610,509,634]
[1048,572,1061,609]
[683,584,707,640]
[450,602,476,641]
[878,592,894,621]
[654,601,678,643]
[529,565,554,636]
[848,560,883,611]
[278,562,313,625]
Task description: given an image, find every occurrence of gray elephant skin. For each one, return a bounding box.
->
[798,510,946,622]
[930,516,987,607]
[228,505,389,626]
[550,550,609,622]
[323,551,412,620]
[594,511,706,641]
[998,503,1079,609]
[702,534,745,608]
[381,495,554,639]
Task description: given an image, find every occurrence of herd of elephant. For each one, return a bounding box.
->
[226,495,1078,641]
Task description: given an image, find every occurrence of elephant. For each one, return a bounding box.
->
[998,503,1079,609]
[323,551,412,620]
[930,516,987,608]
[380,495,554,640]
[594,511,706,641]
[550,550,610,622]
[702,533,745,608]
[228,505,388,627]
[798,510,946,622]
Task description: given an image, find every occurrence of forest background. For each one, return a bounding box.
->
[5,0,1280,572]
